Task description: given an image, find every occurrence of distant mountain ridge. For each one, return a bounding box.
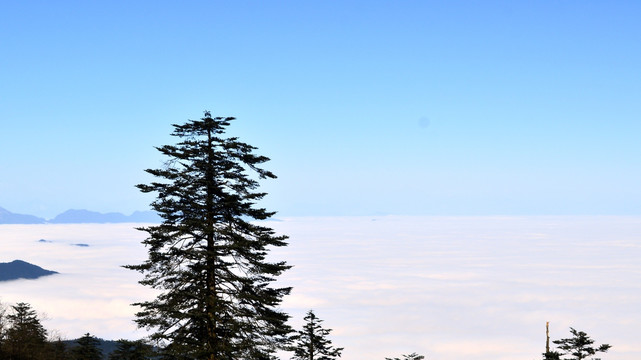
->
[50,209,161,223]
[0,207,46,224]
[0,260,58,281]
[0,206,160,224]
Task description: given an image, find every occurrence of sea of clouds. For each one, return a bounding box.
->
[1,216,640,360]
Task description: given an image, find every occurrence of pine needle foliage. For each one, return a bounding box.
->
[126,112,292,360]
[109,339,155,360]
[552,327,611,360]
[71,333,103,360]
[4,302,48,358]
[291,310,343,360]
[385,353,425,360]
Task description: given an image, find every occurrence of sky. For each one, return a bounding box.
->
[2,4,640,358]
[1,1,641,218]
[1,217,640,359]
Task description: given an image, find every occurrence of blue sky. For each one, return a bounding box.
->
[1,1,640,218]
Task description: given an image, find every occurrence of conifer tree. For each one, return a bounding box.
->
[543,350,562,360]
[109,339,155,360]
[385,353,425,360]
[127,112,292,360]
[552,327,611,360]
[47,338,70,360]
[71,333,103,360]
[291,310,343,360]
[4,302,48,359]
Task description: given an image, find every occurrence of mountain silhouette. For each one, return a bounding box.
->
[0,260,58,281]
[0,206,160,224]
[0,207,46,224]
[50,209,161,223]
[50,209,129,223]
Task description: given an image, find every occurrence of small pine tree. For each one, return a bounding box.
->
[543,350,562,360]
[385,353,425,360]
[47,338,70,360]
[109,339,155,360]
[553,327,611,360]
[291,310,343,360]
[71,333,103,360]
[4,302,48,359]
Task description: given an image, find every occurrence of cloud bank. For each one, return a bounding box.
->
[1,216,640,360]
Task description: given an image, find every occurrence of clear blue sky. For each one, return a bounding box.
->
[2,1,640,218]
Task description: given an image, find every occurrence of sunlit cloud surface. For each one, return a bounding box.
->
[1,217,640,359]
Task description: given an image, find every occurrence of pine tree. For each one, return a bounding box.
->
[109,339,155,360]
[543,351,562,360]
[552,327,611,360]
[291,310,343,360]
[4,302,48,359]
[47,338,71,360]
[127,112,292,360]
[71,333,103,360]
[385,353,425,360]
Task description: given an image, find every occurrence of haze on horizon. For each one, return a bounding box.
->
[1,1,640,219]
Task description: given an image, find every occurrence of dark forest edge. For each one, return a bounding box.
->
[0,301,393,360]
[0,300,609,360]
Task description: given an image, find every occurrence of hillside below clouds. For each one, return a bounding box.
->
[0,260,58,281]
[0,206,160,224]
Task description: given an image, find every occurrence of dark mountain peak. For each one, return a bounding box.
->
[0,260,58,282]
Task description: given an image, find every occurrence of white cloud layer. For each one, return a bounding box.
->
[1,216,640,360]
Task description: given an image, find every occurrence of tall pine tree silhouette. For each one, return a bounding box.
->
[127,112,291,360]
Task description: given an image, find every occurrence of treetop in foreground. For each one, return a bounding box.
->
[385,352,425,360]
[291,310,343,360]
[71,333,104,360]
[551,327,611,360]
[127,111,292,360]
